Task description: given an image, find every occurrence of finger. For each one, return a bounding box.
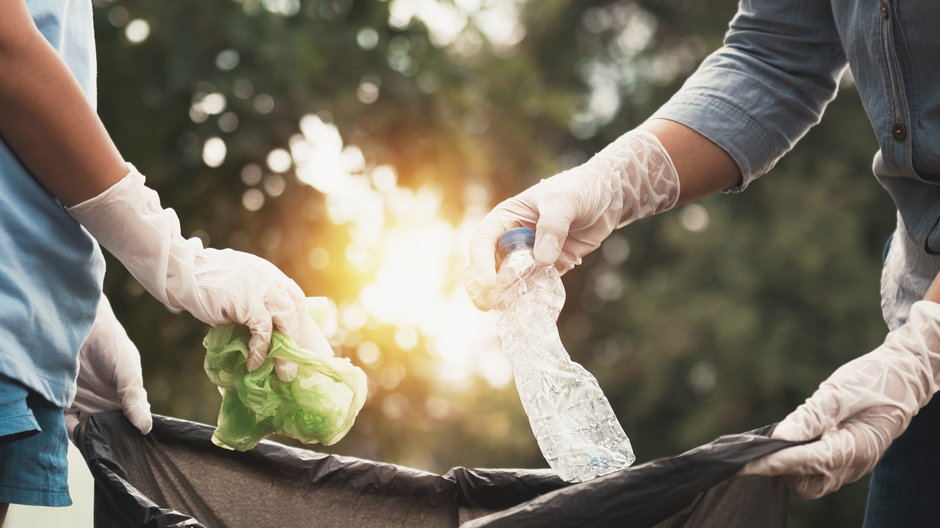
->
[772,387,844,442]
[739,436,836,478]
[555,225,609,274]
[533,230,563,266]
[748,440,834,476]
[786,420,888,500]
[463,264,498,312]
[269,289,331,381]
[272,288,332,355]
[741,425,868,500]
[786,474,834,501]
[245,310,274,372]
[119,381,153,435]
[269,295,303,345]
[466,213,524,311]
[97,313,153,435]
[292,316,333,356]
[554,242,592,275]
[533,199,574,267]
[275,359,298,382]
[123,398,153,435]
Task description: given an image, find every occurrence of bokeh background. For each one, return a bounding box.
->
[10,0,899,526]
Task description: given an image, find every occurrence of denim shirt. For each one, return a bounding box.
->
[0,0,105,407]
[652,0,940,254]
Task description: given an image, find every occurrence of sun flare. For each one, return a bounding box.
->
[287,115,512,388]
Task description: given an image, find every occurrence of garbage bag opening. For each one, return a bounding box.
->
[75,412,793,528]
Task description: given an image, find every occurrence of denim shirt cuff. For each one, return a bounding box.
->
[651,93,775,193]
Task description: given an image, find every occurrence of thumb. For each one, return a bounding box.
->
[114,362,152,435]
[109,348,153,435]
[275,359,298,383]
[740,426,863,499]
[773,387,844,442]
[124,400,153,435]
[466,214,519,311]
[120,387,153,435]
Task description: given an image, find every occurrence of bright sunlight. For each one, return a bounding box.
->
[287,114,512,388]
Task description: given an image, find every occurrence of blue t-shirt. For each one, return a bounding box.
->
[0,0,105,408]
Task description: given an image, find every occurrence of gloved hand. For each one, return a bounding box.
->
[67,165,330,381]
[67,294,152,437]
[464,130,680,310]
[740,300,940,499]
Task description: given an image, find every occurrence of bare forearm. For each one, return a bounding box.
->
[0,0,126,206]
[638,118,742,205]
[925,271,940,304]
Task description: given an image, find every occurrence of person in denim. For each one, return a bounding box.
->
[466,1,940,523]
[0,1,332,523]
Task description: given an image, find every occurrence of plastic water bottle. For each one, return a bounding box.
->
[495,227,635,482]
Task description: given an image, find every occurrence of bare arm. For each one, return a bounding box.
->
[925,271,940,304]
[638,118,743,205]
[464,117,743,310]
[0,0,127,206]
[0,1,331,377]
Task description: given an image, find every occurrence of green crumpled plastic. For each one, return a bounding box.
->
[203,298,368,451]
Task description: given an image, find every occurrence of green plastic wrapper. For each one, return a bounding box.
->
[203,298,368,451]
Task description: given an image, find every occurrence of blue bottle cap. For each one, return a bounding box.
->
[496,227,536,264]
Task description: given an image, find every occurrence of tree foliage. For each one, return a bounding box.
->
[94,1,895,524]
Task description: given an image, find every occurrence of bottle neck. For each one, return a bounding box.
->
[498,246,535,273]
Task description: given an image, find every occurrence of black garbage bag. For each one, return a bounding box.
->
[74,412,796,528]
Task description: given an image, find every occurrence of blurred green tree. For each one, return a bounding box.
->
[93,1,895,525]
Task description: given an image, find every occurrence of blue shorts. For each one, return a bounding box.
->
[0,375,70,506]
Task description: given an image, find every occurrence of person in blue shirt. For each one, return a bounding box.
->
[0,1,333,522]
[466,0,940,524]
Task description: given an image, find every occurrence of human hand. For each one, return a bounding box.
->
[740,301,940,499]
[183,247,330,380]
[67,167,333,381]
[67,295,152,437]
[464,130,680,310]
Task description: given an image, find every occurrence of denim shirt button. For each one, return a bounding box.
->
[892,122,907,141]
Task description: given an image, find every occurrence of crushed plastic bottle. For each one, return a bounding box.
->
[495,227,635,482]
[203,297,367,451]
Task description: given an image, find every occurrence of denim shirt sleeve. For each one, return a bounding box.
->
[651,0,848,191]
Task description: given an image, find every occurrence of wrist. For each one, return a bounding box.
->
[587,130,680,228]
[923,270,940,303]
[886,301,940,404]
[638,119,742,202]
[67,164,204,313]
[66,163,141,212]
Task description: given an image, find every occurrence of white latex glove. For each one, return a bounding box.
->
[464,130,680,310]
[67,294,152,437]
[68,165,330,381]
[740,300,940,499]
